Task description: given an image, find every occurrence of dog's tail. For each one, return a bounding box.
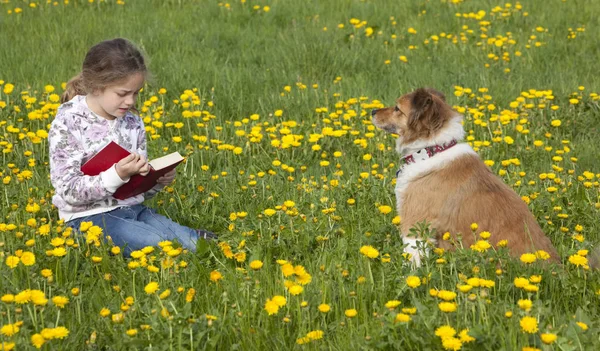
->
[588,245,600,270]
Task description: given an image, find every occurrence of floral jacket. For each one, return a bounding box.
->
[49,95,162,221]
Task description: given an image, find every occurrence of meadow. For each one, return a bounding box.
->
[1,0,600,349]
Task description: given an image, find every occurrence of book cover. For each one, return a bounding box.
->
[80,141,184,200]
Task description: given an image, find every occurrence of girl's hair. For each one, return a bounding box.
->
[61,38,148,103]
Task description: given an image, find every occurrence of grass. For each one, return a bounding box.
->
[1,0,599,350]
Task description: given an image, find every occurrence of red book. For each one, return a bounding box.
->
[81,141,184,200]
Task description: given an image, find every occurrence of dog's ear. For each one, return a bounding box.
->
[426,88,446,102]
[408,89,434,129]
[408,88,448,133]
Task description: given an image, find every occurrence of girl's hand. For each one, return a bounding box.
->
[157,169,176,185]
[116,153,147,179]
[138,160,151,176]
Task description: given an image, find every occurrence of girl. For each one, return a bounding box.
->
[49,38,215,256]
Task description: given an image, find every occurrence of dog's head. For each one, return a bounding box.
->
[371,88,459,153]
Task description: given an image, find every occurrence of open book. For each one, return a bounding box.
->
[81,141,184,200]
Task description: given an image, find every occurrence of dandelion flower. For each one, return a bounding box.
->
[52,296,69,308]
[540,333,557,344]
[459,329,475,343]
[0,323,19,336]
[296,336,310,345]
[520,316,538,333]
[159,289,171,300]
[395,313,411,323]
[435,325,456,338]
[535,250,550,260]
[378,205,392,214]
[99,308,110,317]
[185,288,196,302]
[345,309,357,318]
[51,247,67,257]
[438,302,457,313]
[305,330,323,340]
[264,299,279,315]
[5,256,20,268]
[437,290,457,301]
[385,300,401,309]
[402,307,417,315]
[272,295,287,307]
[517,299,532,311]
[406,276,421,288]
[514,277,529,288]
[1,294,14,303]
[52,326,69,339]
[318,303,331,313]
[470,240,491,252]
[249,260,263,270]
[288,285,303,295]
[144,282,159,295]
[520,253,537,264]
[281,263,295,277]
[210,270,223,282]
[31,333,45,348]
[568,254,588,267]
[442,337,462,351]
[20,252,35,266]
[359,245,379,258]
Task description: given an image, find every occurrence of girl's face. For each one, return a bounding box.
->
[87,72,145,120]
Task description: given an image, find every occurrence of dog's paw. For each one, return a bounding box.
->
[403,237,424,267]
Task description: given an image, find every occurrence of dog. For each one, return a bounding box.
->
[371,88,561,266]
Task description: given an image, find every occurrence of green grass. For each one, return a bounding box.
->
[1,0,599,350]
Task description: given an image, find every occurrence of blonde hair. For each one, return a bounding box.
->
[61,38,148,103]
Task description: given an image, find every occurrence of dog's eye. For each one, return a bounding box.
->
[394,106,400,112]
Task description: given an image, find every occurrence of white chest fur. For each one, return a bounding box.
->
[395,143,477,214]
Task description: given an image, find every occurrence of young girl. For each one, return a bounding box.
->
[49,38,215,256]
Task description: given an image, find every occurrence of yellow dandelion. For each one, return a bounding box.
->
[264,299,279,315]
[345,309,357,318]
[318,303,331,313]
[144,282,159,295]
[210,270,223,282]
[395,313,411,323]
[249,260,263,270]
[540,333,557,344]
[406,276,421,288]
[520,316,538,333]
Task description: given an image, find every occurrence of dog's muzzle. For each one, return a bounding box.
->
[371,109,380,116]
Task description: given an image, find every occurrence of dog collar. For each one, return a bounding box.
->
[396,139,458,177]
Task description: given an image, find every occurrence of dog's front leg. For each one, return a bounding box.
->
[402,236,437,267]
[402,237,424,267]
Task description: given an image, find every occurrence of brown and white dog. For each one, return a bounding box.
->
[372,88,560,266]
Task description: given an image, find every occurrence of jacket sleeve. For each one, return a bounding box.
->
[49,112,128,206]
[136,118,165,200]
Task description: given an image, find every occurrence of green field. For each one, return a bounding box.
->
[1,0,599,350]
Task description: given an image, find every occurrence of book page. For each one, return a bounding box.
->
[149,152,184,170]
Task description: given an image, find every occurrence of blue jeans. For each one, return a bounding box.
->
[67,205,200,256]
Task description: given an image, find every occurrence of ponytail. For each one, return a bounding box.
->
[61,73,86,103]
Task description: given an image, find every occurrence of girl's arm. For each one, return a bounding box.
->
[49,113,127,206]
[136,119,164,199]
